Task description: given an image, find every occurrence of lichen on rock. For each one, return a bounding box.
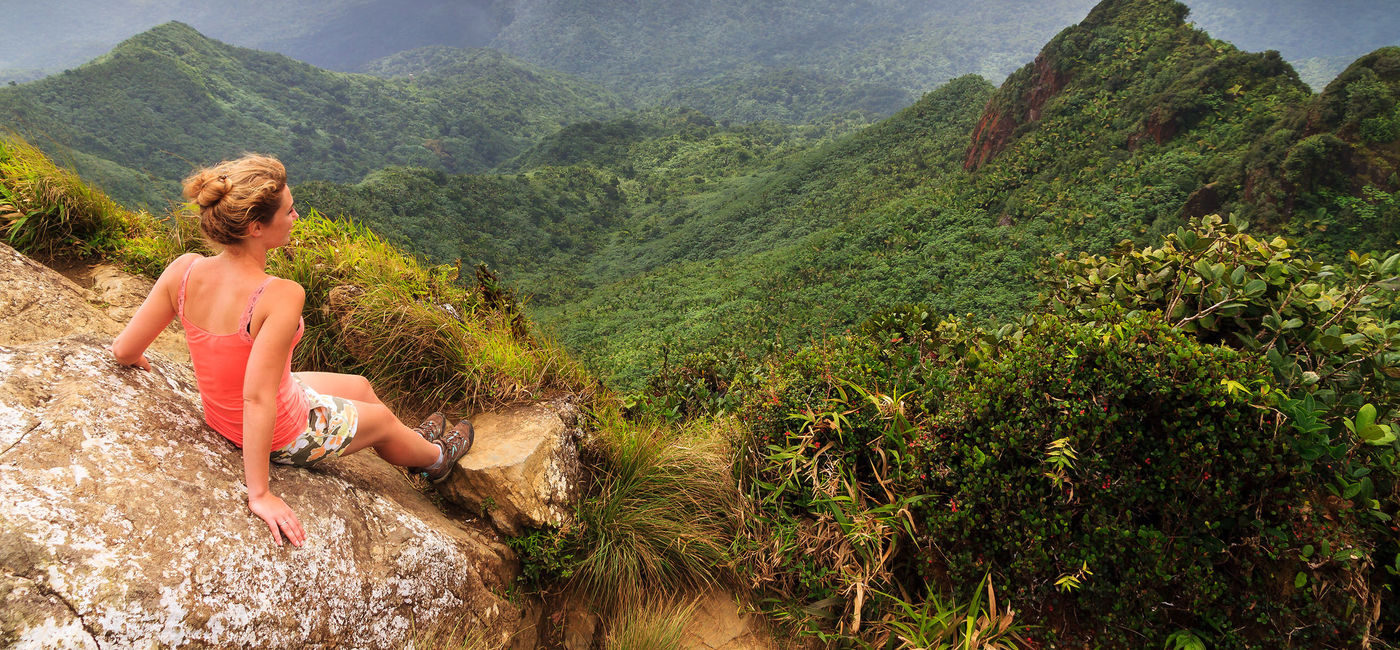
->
[0,242,520,648]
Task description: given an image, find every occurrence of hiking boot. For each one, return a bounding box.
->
[414,420,475,484]
[414,412,448,443]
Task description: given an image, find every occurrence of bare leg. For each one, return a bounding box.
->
[339,399,441,467]
[294,372,438,468]
[294,371,384,405]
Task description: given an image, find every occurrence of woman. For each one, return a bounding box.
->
[111,153,473,548]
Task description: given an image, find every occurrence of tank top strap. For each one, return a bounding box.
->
[238,276,277,342]
[177,256,199,317]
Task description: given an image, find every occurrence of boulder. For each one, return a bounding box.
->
[0,335,519,648]
[437,403,583,536]
[0,244,186,363]
[0,243,521,648]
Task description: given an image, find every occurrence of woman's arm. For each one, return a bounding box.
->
[111,253,200,370]
[241,279,307,547]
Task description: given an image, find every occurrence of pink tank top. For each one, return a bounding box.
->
[178,257,308,449]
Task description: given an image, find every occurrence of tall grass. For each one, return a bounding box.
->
[604,600,700,650]
[0,134,195,270]
[411,616,497,650]
[565,409,741,612]
[269,212,597,414]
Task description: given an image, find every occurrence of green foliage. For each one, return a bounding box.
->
[914,312,1321,646]
[1042,215,1400,424]
[882,574,1032,650]
[0,23,623,207]
[1040,215,1400,643]
[725,315,1001,635]
[505,527,576,587]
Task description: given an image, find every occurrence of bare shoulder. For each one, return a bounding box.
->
[248,277,305,340]
[263,277,306,308]
[155,252,203,285]
[149,252,204,307]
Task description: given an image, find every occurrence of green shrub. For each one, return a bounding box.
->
[727,322,989,634]
[914,312,1340,646]
[1039,215,1400,643]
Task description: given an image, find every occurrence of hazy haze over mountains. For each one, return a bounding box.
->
[6,0,1396,94]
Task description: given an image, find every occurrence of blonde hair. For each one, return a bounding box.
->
[182,154,287,246]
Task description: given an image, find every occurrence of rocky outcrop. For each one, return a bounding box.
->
[0,247,188,364]
[0,243,519,648]
[964,54,1070,171]
[438,402,583,537]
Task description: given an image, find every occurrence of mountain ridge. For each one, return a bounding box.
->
[0,21,623,207]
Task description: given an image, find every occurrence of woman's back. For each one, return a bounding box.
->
[176,254,307,448]
[180,255,276,337]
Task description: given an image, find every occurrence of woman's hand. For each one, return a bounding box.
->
[247,492,306,547]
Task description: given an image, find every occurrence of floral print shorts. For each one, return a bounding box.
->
[269,377,360,467]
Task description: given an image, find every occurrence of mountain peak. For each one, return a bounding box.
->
[962,0,1305,171]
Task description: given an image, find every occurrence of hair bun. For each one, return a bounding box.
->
[185,171,231,208]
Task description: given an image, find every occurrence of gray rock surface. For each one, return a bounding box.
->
[0,244,187,364]
[0,243,520,649]
[438,403,582,536]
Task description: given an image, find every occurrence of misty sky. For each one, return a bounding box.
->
[3,0,1396,85]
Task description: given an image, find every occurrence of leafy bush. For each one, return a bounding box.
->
[1037,215,1400,644]
[914,312,1316,645]
[1042,215,1400,426]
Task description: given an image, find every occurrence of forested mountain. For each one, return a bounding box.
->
[0,0,503,80]
[9,1,1393,121]
[297,107,876,306]
[294,0,1400,388]
[0,22,621,207]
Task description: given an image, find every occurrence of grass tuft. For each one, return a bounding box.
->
[269,211,597,415]
[604,599,700,650]
[565,409,741,612]
[0,134,198,269]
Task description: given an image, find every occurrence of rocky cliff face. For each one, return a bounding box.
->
[0,242,519,649]
[964,53,1070,171]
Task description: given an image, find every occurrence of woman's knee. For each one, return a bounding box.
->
[348,374,377,403]
[341,400,400,454]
